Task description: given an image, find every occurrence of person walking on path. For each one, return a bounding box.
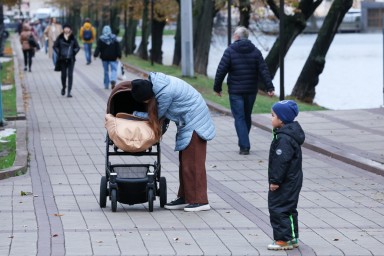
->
[33,20,44,50]
[93,25,121,90]
[130,72,216,212]
[79,18,96,65]
[53,24,80,98]
[213,26,275,155]
[267,100,305,250]
[44,17,63,67]
[19,23,38,72]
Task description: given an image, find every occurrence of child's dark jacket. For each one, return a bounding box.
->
[268,121,305,208]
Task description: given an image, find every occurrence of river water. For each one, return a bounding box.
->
[147,32,383,110]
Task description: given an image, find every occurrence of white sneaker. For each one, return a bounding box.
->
[184,203,211,212]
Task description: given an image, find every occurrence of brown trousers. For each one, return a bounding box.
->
[177,131,208,204]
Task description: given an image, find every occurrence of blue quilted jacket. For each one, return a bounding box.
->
[214,39,274,94]
[149,72,216,151]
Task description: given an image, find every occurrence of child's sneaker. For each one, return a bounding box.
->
[291,238,299,248]
[267,240,294,250]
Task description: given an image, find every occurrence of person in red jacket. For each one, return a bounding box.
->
[19,23,38,72]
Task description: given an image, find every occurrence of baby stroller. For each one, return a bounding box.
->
[100,80,168,212]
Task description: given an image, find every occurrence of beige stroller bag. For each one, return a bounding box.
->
[105,113,158,153]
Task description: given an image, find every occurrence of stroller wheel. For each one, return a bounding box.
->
[159,177,167,208]
[111,189,117,212]
[99,176,107,208]
[148,189,154,212]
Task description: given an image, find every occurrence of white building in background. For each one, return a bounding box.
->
[3,0,59,20]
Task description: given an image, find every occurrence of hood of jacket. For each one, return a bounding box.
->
[274,121,305,146]
[83,22,93,30]
[22,24,31,31]
[230,39,256,54]
[100,25,117,45]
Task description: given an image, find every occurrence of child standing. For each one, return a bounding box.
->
[267,100,305,250]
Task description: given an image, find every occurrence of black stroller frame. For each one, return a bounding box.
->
[99,81,167,212]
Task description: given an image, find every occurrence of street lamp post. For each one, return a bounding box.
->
[279,0,285,101]
[180,0,194,77]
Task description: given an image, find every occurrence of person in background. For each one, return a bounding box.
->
[44,17,63,66]
[79,18,96,65]
[43,18,50,54]
[19,23,38,72]
[53,24,80,98]
[33,20,44,50]
[213,26,275,155]
[16,19,25,35]
[93,25,121,90]
[130,72,216,212]
[267,100,305,250]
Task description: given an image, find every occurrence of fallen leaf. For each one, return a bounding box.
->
[20,191,33,196]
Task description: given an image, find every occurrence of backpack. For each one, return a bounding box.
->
[83,28,92,41]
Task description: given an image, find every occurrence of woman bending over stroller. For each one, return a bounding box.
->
[131,72,216,212]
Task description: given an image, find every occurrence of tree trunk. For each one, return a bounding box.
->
[68,5,82,36]
[260,0,323,91]
[137,0,149,60]
[291,0,353,102]
[110,0,120,35]
[122,3,129,56]
[238,0,250,28]
[172,0,181,66]
[151,19,166,64]
[127,8,138,55]
[193,0,217,75]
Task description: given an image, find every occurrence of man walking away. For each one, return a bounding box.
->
[213,26,275,155]
[79,18,96,65]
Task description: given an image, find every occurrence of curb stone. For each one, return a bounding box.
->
[0,39,28,180]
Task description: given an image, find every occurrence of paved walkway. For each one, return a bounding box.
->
[1,34,384,256]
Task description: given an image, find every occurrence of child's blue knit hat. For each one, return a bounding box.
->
[272,100,299,124]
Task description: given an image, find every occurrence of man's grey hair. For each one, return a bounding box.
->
[233,26,249,39]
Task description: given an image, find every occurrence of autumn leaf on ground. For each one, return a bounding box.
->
[20,191,33,196]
